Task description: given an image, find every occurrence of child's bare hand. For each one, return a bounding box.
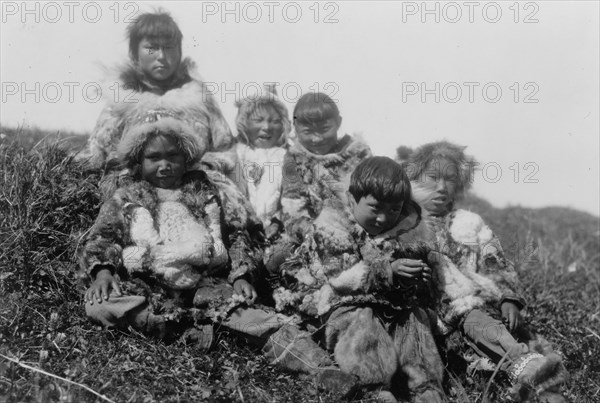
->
[233,279,257,304]
[391,259,431,283]
[85,268,122,304]
[265,222,282,241]
[501,301,522,332]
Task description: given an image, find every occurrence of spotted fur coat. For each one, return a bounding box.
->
[271,197,435,318]
[428,209,526,332]
[280,134,371,237]
[79,171,261,289]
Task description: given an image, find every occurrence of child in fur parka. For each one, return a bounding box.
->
[404,141,568,403]
[272,157,447,403]
[234,85,290,240]
[279,92,372,239]
[80,105,273,343]
[76,11,235,174]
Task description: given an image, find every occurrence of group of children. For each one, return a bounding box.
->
[76,11,567,403]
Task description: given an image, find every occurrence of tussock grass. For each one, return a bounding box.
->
[1,126,598,402]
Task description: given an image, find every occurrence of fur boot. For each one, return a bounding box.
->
[509,352,566,402]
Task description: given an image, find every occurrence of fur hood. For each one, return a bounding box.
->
[234,84,291,147]
[400,140,478,195]
[287,134,371,164]
[117,108,207,167]
[117,58,195,95]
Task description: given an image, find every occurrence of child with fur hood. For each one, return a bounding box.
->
[271,157,446,403]
[234,85,290,240]
[80,103,275,343]
[76,11,235,173]
[80,98,359,395]
[404,141,568,403]
[279,92,372,238]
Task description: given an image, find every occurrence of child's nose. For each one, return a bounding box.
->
[376,213,388,224]
[158,160,171,171]
[436,179,448,193]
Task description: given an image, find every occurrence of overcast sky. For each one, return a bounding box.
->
[1,1,598,216]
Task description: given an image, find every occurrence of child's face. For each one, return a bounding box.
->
[141,135,186,189]
[294,116,341,155]
[350,194,404,236]
[137,37,181,84]
[415,157,459,216]
[246,105,284,149]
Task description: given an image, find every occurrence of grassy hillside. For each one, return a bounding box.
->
[1,126,598,402]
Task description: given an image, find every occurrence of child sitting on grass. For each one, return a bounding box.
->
[404,141,568,403]
[80,103,266,344]
[234,85,290,241]
[76,11,234,173]
[271,157,446,403]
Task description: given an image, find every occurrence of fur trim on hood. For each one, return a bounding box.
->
[118,57,195,95]
[235,84,291,147]
[400,140,478,194]
[117,108,208,167]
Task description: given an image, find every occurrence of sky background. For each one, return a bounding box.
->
[2,1,599,216]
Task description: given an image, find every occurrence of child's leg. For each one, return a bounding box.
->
[462,309,566,401]
[224,306,358,395]
[461,309,528,369]
[391,307,446,403]
[325,306,397,386]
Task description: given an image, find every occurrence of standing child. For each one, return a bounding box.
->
[271,157,446,403]
[234,85,290,240]
[405,141,568,403]
[76,11,234,173]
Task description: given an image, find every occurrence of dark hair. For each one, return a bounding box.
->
[127,11,183,60]
[293,92,340,125]
[349,156,412,204]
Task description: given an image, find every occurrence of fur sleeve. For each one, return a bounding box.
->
[280,152,311,232]
[78,191,130,280]
[204,91,234,152]
[450,210,526,308]
[77,104,124,169]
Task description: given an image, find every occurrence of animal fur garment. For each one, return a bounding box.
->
[425,208,526,331]
[76,58,234,169]
[79,170,260,289]
[235,143,287,226]
[270,197,435,318]
[280,134,371,236]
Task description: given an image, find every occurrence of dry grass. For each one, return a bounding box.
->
[1,125,598,402]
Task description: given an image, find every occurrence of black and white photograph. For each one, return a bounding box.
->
[1,1,598,402]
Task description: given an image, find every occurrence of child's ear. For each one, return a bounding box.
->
[346,191,357,209]
[335,115,343,129]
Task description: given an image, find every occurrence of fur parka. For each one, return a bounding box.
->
[79,170,260,289]
[271,197,435,318]
[427,208,526,332]
[280,134,371,236]
[77,58,234,170]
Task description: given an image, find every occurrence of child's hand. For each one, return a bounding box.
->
[233,279,257,304]
[85,268,122,304]
[501,301,522,332]
[265,222,282,241]
[391,259,431,285]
